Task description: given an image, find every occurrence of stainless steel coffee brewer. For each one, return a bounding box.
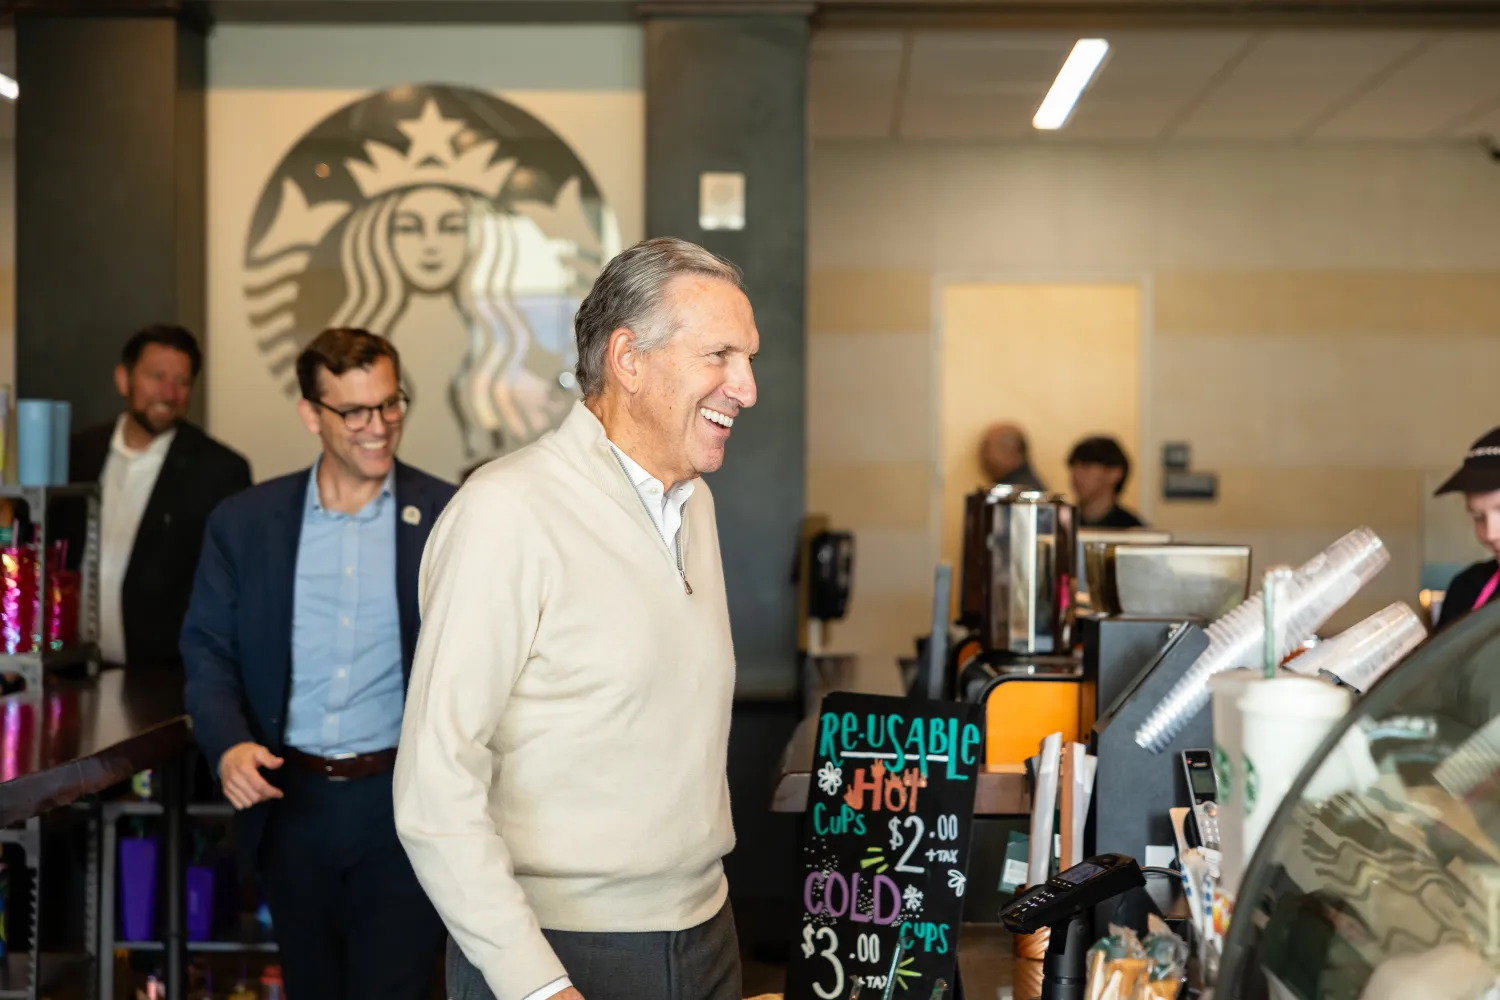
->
[959,486,1076,656]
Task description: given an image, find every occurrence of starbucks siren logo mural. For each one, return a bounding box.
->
[243,84,621,478]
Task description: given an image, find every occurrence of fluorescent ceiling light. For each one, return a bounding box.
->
[1033,39,1108,131]
[0,74,16,102]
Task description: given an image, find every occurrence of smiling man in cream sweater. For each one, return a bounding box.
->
[393,238,758,1000]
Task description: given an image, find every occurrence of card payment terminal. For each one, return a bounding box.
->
[999,854,1146,1000]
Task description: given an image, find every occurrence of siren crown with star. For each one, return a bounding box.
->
[346,99,517,200]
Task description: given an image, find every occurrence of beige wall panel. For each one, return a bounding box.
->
[1151,468,1423,536]
[807,331,934,465]
[1151,332,1500,471]
[1156,271,1500,337]
[811,143,1500,274]
[848,527,940,599]
[808,268,933,334]
[826,591,933,692]
[808,461,931,531]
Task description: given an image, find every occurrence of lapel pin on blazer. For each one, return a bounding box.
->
[402,505,421,526]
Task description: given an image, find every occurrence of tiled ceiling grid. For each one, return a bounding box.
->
[811,29,1500,141]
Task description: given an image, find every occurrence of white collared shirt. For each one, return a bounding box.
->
[608,445,695,550]
[99,416,177,664]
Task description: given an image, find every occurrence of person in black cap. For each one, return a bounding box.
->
[1068,435,1145,529]
[1434,427,1500,628]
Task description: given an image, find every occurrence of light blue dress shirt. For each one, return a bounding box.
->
[284,462,405,756]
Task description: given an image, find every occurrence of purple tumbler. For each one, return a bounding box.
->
[185,866,215,942]
[119,836,160,942]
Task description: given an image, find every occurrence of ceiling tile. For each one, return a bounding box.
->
[810,31,905,140]
[904,31,1074,97]
[1315,33,1500,138]
[899,31,1072,139]
[1452,103,1500,141]
[1171,31,1430,139]
[899,91,1045,140]
[1065,31,1250,139]
[813,26,1500,143]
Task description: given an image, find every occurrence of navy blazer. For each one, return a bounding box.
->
[181,461,455,863]
[71,421,252,667]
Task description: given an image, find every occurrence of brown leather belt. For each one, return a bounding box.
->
[283,746,398,781]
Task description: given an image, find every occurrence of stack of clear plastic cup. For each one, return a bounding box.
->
[1134,526,1389,753]
[1283,602,1426,694]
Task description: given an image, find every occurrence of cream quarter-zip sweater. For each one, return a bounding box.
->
[393,402,737,1000]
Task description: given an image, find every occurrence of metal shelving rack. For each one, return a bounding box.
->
[1,484,102,1000]
[0,803,98,1000]
[0,820,42,1000]
[0,482,102,695]
[99,798,278,1000]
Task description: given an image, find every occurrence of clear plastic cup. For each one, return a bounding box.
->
[1134,527,1388,753]
[1283,602,1426,693]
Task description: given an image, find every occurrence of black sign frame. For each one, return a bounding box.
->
[785,693,984,999]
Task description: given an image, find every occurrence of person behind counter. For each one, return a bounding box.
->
[393,238,757,1000]
[70,324,251,668]
[1068,435,1145,529]
[181,328,454,1000]
[980,421,1047,490]
[1434,428,1500,628]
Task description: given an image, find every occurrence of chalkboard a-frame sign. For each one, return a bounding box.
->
[785,693,984,999]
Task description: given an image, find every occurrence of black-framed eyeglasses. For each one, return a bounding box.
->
[309,392,409,431]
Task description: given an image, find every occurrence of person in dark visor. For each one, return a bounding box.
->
[1435,427,1500,628]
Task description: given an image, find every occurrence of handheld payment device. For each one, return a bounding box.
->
[999,854,1145,1000]
[1179,748,1220,850]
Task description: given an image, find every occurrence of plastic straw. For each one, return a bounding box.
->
[1263,567,1292,679]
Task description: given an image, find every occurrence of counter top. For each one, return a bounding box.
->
[771,715,1031,815]
[1,665,191,825]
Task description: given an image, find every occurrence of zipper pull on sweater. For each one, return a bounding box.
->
[676,530,693,595]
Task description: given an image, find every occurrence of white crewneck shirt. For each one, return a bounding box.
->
[99,416,176,664]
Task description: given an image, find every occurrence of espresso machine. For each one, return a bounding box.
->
[959,485,1077,658]
[954,487,1086,767]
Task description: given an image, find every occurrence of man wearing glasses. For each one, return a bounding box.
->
[182,327,454,1000]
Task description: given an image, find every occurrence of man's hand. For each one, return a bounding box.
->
[218,742,285,809]
[554,990,584,1000]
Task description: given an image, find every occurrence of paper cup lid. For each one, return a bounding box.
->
[1239,675,1350,717]
[1208,669,1263,693]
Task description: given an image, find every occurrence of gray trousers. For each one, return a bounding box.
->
[447,903,742,1000]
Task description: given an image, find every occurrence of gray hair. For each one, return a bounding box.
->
[573,237,744,398]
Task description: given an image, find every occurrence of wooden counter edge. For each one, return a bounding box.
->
[0,715,192,826]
